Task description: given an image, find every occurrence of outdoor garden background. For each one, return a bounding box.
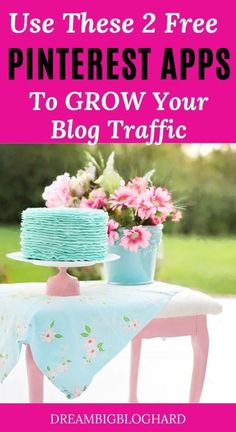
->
[0,143,235,296]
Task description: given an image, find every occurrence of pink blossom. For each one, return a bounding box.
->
[150,186,171,206]
[149,215,164,225]
[41,328,55,343]
[90,189,106,207]
[87,347,98,358]
[107,219,119,245]
[79,198,91,209]
[109,186,137,210]
[150,187,174,215]
[80,189,106,209]
[130,320,140,329]
[120,226,151,253]
[85,337,97,348]
[172,210,182,222]
[128,177,148,194]
[42,173,72,208]
[136,194,156,220]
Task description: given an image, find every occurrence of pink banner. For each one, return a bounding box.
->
[0,403,235,432]
[0,0,235,143]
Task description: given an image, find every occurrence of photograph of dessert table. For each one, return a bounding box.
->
[0,144,235,403]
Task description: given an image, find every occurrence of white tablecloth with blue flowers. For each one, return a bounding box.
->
[0,282,177,399]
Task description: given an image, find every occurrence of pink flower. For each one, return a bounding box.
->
[80,189,106,209]
[85,337,97,348]
[136,194,156,220]
[130,320,140,329]
[107,219,119,245]
[41,328,55,343]
[120,226,151,253]
[109,186,137,210]
[149,215,164,225]
[128,177,148,194]
[79,198,91,209]
[42,173,72,208]
[87,347,98,358]
[89,189,106,207]
[150,187,174,215]
[172,210,182,222]
[150,186,171,206]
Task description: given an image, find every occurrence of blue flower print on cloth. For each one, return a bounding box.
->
[0,282,178,399]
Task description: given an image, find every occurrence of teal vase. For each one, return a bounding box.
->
[105,225,163,285]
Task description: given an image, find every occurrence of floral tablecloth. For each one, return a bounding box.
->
[0,282,177,399]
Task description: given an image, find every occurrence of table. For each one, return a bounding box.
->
[0,281,221,403]
[129,283,222,403]
[0,281,176,401]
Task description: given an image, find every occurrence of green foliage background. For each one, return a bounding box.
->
[0,144,236,235]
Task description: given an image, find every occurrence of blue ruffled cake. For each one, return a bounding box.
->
[21,208,108,261]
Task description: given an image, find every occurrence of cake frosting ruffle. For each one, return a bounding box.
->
[21,208,108,261]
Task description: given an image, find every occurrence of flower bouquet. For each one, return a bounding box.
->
[43,152,182,284]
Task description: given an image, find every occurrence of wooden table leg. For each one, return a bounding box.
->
[25,345,44,403]
[189,315,209,403]
[129,336,142,403]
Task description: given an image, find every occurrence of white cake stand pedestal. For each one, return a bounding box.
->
[7,252,119,296]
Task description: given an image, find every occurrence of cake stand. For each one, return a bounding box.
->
[7,252,119,297]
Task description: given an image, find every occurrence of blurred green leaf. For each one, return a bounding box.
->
[95,152,124,193]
